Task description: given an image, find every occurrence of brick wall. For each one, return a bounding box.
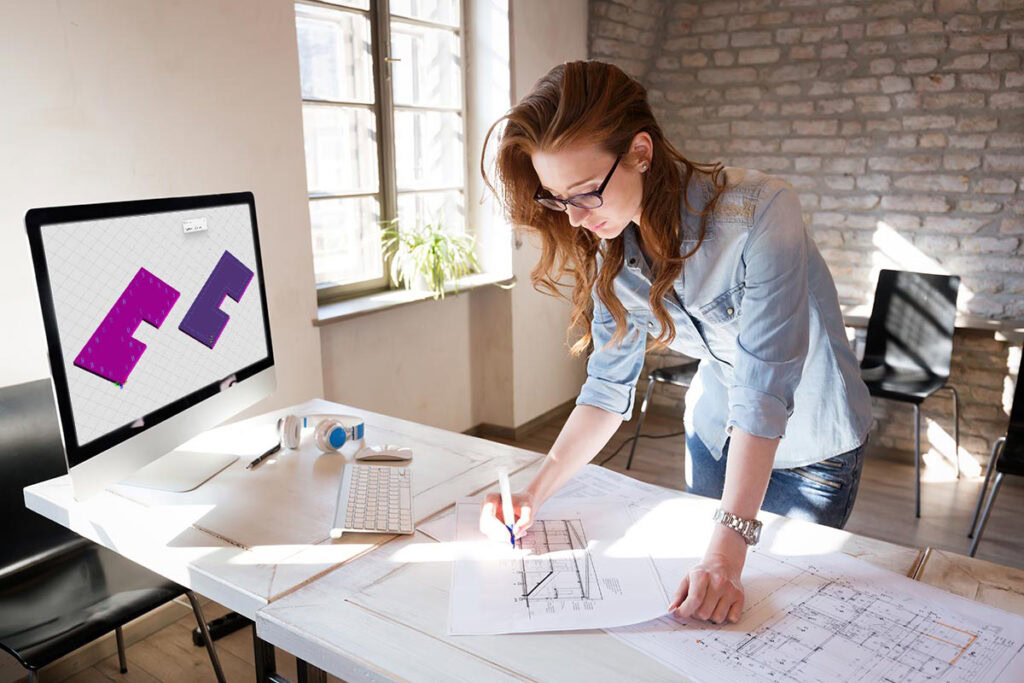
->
[589,0,1023,468]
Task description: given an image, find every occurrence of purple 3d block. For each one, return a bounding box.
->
[178,250,254,349]
[73,269,180,386]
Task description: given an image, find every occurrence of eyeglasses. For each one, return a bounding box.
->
[533,154,623,212]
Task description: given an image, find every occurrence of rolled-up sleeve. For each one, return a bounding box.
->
[576,292,647,419]
[727,179,810,440]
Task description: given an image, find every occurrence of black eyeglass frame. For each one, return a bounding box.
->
[533,153,624,212]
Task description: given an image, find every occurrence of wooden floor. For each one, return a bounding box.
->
[36,407,1023,683]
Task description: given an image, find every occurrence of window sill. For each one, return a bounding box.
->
[314,272,516,327]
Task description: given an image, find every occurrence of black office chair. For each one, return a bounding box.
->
[0,380,225,683]
[625,360,699,471]
[860,269,962,519]
[967,354,1023,557]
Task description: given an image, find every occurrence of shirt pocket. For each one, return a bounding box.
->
[697,282,745,326]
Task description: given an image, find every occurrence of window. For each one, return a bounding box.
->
[295,0,467,302]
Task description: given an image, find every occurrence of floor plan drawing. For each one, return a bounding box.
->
[514,519,603,616]
[611,547,1024,683]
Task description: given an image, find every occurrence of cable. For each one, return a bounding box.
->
[597,430,687,467]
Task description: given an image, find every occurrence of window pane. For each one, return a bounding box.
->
[309,197,383,286]
[303,105,379,196]
[397,190,465,235]
[394,110,464,190]
[390,21,461,108]
[296,4,374,103]
[391,0,460,27]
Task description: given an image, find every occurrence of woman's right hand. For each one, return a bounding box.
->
[479,490,536,544]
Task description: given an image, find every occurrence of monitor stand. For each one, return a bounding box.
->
[119,449,239,493]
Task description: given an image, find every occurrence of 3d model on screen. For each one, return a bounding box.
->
[73,268,180,387]
[73,250,254,387]
[178,250,254,349]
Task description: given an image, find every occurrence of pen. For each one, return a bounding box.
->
[246,440,281,470]
[498,467,515,548]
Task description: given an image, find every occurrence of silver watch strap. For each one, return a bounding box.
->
[712,508,762,546]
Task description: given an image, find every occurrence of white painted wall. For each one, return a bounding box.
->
[509,0,591,426]
[0,0,323,417]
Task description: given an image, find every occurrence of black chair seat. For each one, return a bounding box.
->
[0,541,185,670]
[863,371,948,404]
[649,362,698,387]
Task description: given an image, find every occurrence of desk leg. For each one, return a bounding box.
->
[252,625,292,683]
[297,659,328,683]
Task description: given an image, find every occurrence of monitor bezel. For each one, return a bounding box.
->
[25,191,275,470]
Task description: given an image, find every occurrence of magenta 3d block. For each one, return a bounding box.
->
[73,268,181,386]
[178,250,254,349]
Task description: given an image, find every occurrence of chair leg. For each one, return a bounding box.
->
[626,379,657,471]
[968,473,1005,557]
[945,385,961,479]
[969,437,1004,538]
[28,671,39,683]
[185,591,226,683]
[115,625,127,673]
[914,404,921,519]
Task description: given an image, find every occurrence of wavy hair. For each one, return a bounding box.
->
[481,60,727,355]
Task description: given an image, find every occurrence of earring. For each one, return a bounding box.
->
[641,162,649,172]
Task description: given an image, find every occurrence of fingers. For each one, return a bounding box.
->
[674,569,708,619]
[668,574,689,612]
[727,599,743,624]
[674,570,743,624]
[709,595,732,624]
[478,499,510,543]
[512,504,533,538]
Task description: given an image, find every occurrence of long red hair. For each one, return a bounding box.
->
[481,60,727,354]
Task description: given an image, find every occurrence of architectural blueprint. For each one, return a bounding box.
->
[609,502,1024,683]
[447,499,668,635]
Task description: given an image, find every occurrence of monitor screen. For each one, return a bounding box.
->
[26,192,274,469]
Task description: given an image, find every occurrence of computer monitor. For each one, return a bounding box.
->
[26,192,276,501]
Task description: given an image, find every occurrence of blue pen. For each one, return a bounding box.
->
[498,468,516,548]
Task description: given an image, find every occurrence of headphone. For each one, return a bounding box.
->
[277,414,365,453]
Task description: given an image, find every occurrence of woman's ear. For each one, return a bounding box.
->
[629,131,654,171]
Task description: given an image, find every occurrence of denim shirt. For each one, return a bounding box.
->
[576,167,873,469]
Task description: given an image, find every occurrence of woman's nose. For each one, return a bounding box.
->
[566,204,589,227]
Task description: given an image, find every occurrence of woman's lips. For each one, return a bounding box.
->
[588,221,607,232]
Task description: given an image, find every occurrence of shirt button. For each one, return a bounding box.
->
[628,258,637,266]
[648,321,654,328]
[727,307,735,315]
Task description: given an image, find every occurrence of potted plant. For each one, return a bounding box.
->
[380,218,480,300]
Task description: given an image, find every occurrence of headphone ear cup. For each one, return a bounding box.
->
[314,419,347,452]
[279,415,301,449]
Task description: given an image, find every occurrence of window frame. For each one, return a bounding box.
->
[297,0,469,304]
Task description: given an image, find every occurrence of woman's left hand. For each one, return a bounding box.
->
[667,526,747,624]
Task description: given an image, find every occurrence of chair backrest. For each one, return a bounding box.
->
[1001,352,1024,468]
[861,269,960,381]
[0,379,83,578]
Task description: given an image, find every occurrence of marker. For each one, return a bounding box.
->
[497,467,515,548]
[246,440,281,470]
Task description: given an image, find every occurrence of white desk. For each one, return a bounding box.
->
[23,398,541,622]
[254,462,924,682]
[39,400,1024,682]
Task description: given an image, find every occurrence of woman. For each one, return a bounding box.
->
[478,60,872,626]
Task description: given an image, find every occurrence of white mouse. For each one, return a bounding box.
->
[355,444,413,462]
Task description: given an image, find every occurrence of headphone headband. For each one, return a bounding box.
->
[278,413,365,450]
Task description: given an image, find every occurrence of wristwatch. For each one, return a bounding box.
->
[712,508,762,546]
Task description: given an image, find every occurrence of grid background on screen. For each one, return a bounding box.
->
[42,204,268,446]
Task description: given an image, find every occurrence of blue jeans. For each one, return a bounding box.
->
[685,432,866,529]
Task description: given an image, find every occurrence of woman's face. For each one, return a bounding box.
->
[531,136,649,240]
